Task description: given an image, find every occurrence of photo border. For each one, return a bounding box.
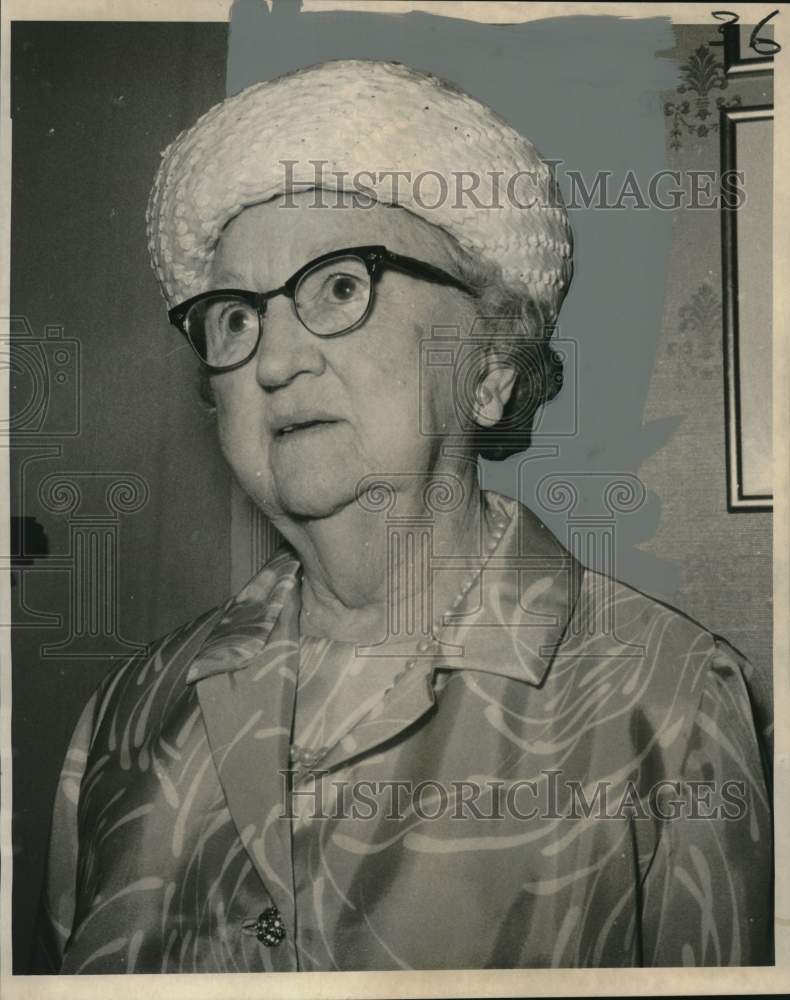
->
[1,3,788,999]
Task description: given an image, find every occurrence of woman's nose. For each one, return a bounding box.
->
[254,297,326,389]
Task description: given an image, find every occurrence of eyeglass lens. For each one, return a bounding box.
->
[184,255,373,368]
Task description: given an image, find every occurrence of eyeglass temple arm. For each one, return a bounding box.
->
[380,250,478,297]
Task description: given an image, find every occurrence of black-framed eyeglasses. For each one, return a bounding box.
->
[168,244,478,373]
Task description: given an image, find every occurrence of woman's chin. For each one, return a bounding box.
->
[273,476,358,521]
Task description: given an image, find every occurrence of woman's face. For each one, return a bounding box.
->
[208,192,480,520]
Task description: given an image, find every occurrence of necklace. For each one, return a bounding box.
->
[289,499,511,773]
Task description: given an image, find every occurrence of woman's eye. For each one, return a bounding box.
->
[325,273,362,302]
[219,303,256,336]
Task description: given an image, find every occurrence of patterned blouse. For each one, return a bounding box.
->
[37,491,772,972]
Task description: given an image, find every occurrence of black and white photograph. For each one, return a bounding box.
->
[1,1,786,996]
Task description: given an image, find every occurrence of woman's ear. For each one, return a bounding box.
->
[473,364,517,428]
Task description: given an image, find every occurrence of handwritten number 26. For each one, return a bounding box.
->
[711,9,781,55]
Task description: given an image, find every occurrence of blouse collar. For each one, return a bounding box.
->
[186,490,582,688]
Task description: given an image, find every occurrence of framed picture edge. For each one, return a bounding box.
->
[720,103,774,514]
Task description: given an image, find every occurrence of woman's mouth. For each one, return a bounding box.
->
[275,419,340,438]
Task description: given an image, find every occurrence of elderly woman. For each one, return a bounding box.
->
[37,60,771,973]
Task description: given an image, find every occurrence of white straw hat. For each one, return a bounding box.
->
[147,59,573,321]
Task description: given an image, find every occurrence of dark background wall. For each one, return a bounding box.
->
[9,11,773,974]
[10,22,231,972]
